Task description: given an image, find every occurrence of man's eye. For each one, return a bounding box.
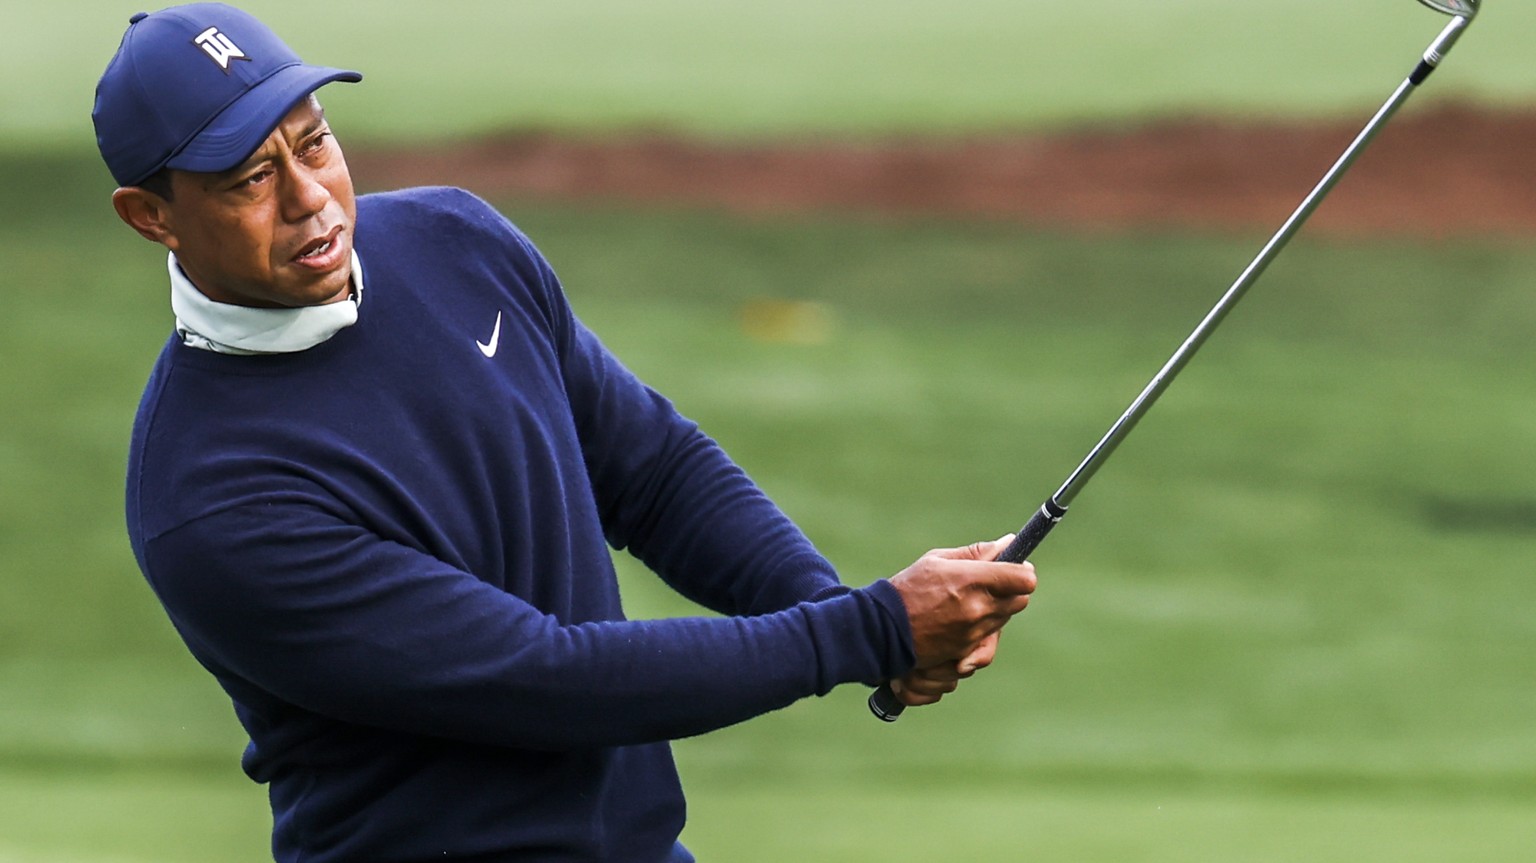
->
[235,170,271,190]
[300,133,332,157]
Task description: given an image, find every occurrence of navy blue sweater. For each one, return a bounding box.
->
[125,187,914,862]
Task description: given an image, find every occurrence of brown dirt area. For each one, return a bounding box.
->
[349,104,1536,240]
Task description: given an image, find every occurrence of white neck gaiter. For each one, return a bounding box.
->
[168,251,366,355]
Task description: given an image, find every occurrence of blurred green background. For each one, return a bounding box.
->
[3,1,1534,861]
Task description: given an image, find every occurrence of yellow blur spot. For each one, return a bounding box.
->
[738,299,836,345]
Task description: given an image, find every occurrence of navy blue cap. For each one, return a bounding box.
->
[93,3,361,187]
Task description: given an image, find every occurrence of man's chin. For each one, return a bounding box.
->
[279,265,354,307]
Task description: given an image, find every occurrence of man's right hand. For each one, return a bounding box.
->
[886,536,1037,706]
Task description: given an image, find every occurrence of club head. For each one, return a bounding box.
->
[1417,0,1478,18]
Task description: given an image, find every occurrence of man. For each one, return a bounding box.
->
[96,5,1037,861]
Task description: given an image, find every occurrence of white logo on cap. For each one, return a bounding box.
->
[193,27,249,72]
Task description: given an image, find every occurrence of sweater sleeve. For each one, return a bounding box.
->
[142,499,911,751]
[573,333,848,616]
[501,239,850,616]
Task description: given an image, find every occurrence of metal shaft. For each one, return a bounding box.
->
[869,11,1475,723]
[1052,14,1471,509]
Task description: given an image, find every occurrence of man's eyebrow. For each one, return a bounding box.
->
[295,110,329,142]
[218,111,331,180]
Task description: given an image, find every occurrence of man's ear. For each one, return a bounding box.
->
[112,186,177,248]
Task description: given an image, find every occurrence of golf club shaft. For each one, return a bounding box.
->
[869,12,1473,723]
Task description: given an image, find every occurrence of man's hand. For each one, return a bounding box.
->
[888,632,1001,706]
[886,536,1036,707]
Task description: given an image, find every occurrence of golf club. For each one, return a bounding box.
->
[871,0,1480,722]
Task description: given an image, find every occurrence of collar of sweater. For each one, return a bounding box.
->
[168,251,366,355]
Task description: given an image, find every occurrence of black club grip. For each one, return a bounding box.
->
[996,498,1065,563]
[867,498,1066,722]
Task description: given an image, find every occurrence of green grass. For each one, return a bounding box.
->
[0,771,268,863]
[679,777,1536,862]
[5,150,1534,859]
[8,1,1533,857]
[6,0,1530,150]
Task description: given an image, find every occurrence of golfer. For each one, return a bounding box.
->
[97,5,1037,861]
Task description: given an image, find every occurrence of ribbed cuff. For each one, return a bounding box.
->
[864,579,915,678]
[798,580,915,694]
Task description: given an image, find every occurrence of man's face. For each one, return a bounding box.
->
[158,97,358,308]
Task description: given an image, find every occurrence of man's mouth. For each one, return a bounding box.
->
[297,240,333,260]
[293,226,346,269]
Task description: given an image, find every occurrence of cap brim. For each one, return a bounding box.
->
[164,63,362,176]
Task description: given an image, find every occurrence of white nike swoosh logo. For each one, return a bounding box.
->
[476,311,502,358]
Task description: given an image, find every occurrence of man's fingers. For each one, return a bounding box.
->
[890,677,945,707]
[984,534,1016,561]
[918,543,1037,598]
[891,537,1041,672]
[901,674,960,698]
[957,632,1000,676]
[971,534,1016,561]
[1003,592,1032,616]
[928,534,1015,562]
[908,663,964,683]
[981,559,1037,598]
[895,666,962,702]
